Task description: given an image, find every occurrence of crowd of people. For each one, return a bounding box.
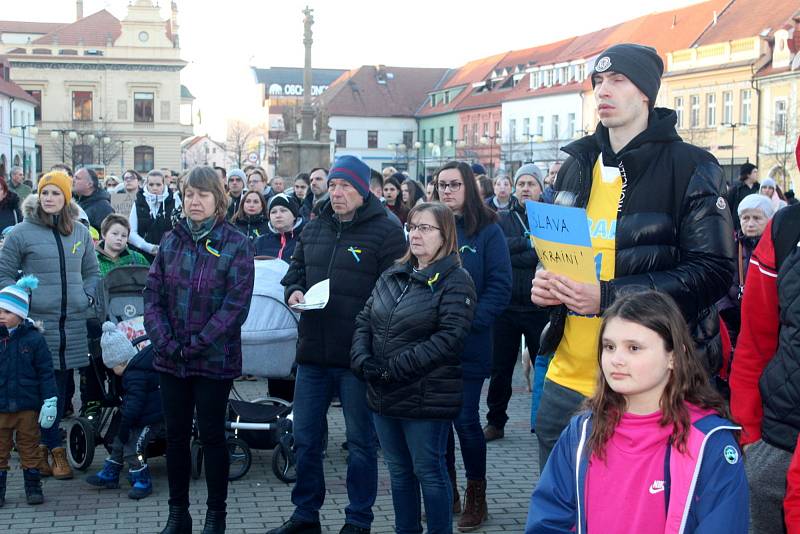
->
[0,40,796,534]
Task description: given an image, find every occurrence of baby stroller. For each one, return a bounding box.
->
[66,265,166,470]
[191,258,299,482]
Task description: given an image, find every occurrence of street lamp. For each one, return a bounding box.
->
[50,129,76,164]
[523,133,544,163]
[717,122,749,184]
[10,124,38,179]
[413,141,422,181]
[388,143,398,166]
[480,135,500,178]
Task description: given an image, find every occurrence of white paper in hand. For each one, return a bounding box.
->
[291,279,330,310]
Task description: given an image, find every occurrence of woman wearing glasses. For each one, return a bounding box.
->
[352,202,476,534]
[433,161,512,531]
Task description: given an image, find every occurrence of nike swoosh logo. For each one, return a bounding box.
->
[649,485,665,494]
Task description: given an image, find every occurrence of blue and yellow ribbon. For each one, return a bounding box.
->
[205,239,221,257]
[71,241,82,254]
[348,247,362,263]
[459,245,477,254]
[427,272,440,292]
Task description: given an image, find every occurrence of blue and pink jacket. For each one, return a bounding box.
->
[526,411,749,534]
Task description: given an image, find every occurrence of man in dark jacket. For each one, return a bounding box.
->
[298,167,329,221]
[727,162,760,231]
[531,43,735,471]
[484,163,550,442]
[271,156,406,534]
[225,168,247,221]
[73,167,114,233]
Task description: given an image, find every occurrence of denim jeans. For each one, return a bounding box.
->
[290,364,377,528]
[40,369,71,449]
[373,415,451,534]
[530,354,553,432]
[535,379,586,473]
[447,378,486,481]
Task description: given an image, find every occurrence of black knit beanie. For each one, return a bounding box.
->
[591,43,664,108]
[268,193,299,218]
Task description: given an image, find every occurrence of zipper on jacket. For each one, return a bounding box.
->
[378,280,411,361]
[326,224,342,278]
[52,227,68,371]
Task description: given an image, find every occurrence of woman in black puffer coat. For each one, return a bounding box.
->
[0,178,22,233]
[231,190,270,242]
[351,202,476,534]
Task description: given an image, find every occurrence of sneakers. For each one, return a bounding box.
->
[339,524,370,534]
[128,465,153,500]
[482,424,505,442]
[35,445,52,477]
[23,469,44,505]
[457,479,488,532]
[50,447,73,479]
[266,519,322,534]
[86,459,123,489]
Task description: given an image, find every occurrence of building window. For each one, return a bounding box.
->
[775,99,787,136]
[72,144,93,166]
[72,91,92,121]
[544,69,553,87]
[134,92,154,122]
[444,92,450,105]
[472,123,478,146]
[430,94,436,107]
[421,129,427,143]
[551,115,560,139]
[509,119,516,142]
[690,94,700,128]
[559,66,568,85]
[462,124,468,143]
[494,121,500,136]
[740,89,752,125]
[403,130,414,146]
[335,129,347,148]
[439,127,445,145]
[134,145,154,173]
[26,90,41,121]
[706,93,716,127]
[722,91,733,124]
[482,122,489,135]
[674,97,684,129]
[523,117,530,136]
[567,113,576,138]
[536,116,544,136]
[160,101,171,121]
[430,129,434,146]
[367,130,378,149]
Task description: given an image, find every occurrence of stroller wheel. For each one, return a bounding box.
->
[272,442,297,483]
[227,437,251,481]
[191,439,203,480]
[66,417,96,471]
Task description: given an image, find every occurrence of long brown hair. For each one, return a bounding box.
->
[586,289,731,460]
[432,161,496,236]
[231,190,267,224]
[397,202,460,267]
[36,201,74,236]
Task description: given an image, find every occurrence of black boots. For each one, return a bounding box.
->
[202,509,226,533]
[160,505,192,534]
[23,468,43,505]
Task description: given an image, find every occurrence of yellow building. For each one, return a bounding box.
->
[661,0,798,187]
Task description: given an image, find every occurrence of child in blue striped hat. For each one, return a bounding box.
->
[0,275,58,507]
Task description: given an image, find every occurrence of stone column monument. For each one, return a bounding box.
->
[277,6,331,177]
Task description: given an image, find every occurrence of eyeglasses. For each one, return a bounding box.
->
[437,181,462,192]
[405,223,441,234]
[123,175,137,181]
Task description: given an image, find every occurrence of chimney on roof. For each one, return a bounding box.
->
[713,11,718,25]
[794,16,800,53]
[171,1,180,48]
[376,65,387,84]
[672,15,677,29]
[76,0,84,20]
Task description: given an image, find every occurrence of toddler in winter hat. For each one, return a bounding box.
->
[0,275,39,321]
[101,321,137,371]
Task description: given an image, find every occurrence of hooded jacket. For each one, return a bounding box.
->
[282,195,407,369]
[95,242,150,278]
[541,108,735,375]
[498,196,547,313]
[76,187,114,233]
[0,191,22,233]
[118,344,162,435]
[0,198,99,371]
[526,411,748,534]
[0,320,57,413]
[351,253,476,420]
[254,218,304,260]
[143,218,255,380]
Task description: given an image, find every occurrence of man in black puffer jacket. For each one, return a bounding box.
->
[73,167,114,233]
[274,155,406,534]
[530,43,735,471]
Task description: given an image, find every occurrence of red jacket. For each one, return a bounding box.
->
[729,220,780,444]
[788,434,800,534]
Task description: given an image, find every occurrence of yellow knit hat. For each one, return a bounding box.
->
[38,170,73,200]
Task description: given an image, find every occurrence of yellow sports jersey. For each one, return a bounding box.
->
[547,155,623,397]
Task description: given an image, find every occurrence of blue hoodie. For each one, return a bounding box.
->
[526,411,749,534]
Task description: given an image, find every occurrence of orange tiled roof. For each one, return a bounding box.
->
[31,10,121,48]
[0,20,65,35]
[695,0,799,45]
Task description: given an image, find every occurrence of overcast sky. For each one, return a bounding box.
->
[4,0,702,137]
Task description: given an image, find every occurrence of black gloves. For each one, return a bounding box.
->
[362,360,392,384]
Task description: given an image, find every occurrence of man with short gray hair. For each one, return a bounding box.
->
[74,167,114,232]
[7,166,31,201]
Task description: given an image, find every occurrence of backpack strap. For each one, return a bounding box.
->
[772,205,800,271]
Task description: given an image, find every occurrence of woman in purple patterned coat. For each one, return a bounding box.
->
[144,166,255,534]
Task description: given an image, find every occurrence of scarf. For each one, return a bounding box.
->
[187,217,216,243]
[144,190,170,219]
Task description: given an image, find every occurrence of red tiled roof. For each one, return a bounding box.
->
[0,77,38,104]
[695,0,799,45]
[0,20,65,35]
[320,66,450,118]
[32,10,121,48]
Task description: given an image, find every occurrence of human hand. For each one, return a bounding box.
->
[38,396,58,429]
[362,360,391,384]
[288,290,305,307]
[531,269,563,307]
[548,275,601,316]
